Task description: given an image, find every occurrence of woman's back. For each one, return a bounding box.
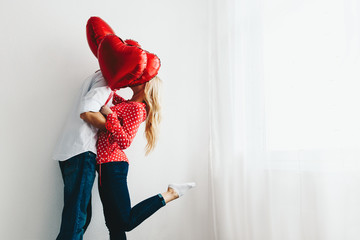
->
[96,93,147,165]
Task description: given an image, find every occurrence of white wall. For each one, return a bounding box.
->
[0,1,210,239]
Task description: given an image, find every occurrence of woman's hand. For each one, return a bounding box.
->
[100,105,113,116]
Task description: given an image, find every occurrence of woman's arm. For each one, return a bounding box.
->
[112,92,126,105]
[101,105,145,149]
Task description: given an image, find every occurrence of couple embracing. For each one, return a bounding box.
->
[53,71,195,240]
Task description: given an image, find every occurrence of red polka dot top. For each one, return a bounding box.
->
[96,93,147,165]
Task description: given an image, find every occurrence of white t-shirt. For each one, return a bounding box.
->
[52,71,112,161]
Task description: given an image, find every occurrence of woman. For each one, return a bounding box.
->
[97,76,195,239]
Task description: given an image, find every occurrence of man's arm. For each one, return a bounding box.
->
[80,111,106,130]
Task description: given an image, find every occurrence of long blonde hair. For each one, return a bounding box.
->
[143,76,162,155]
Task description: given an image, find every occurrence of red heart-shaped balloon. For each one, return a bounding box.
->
[86,16,115,58]
[121,39,160,86]
[98,34,148,89]
[130,52,161,86]
[124,39,141,48]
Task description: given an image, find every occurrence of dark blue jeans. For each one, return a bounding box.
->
[98,161,166,240]
[57,151,97,240]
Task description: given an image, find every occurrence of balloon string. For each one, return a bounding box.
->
[99,89,116,187]
[100,131,112,187]
[99,162,102,187]
[104,90,116,106]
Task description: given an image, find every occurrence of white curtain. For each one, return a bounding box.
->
[209,0,360,239]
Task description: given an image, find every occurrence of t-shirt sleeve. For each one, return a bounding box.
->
[79,86,112,114]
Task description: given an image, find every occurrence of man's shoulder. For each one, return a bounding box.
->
[89,71,107,89]
[80,71,108,95]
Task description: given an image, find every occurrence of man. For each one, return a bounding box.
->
[53,70,111,240]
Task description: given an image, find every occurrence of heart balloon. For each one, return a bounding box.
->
[124,39,141,48]
[86,16,115,57]
[98,34,148,89]
[130,52,161,86]
[118,39,160,86]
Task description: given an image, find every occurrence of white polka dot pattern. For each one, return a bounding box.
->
[96,93,147,165]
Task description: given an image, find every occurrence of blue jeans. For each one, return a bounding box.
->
[98,161,166,240]
[56,151,97,240]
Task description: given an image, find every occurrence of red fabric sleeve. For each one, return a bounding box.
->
[105,105,146,150]
[112,92,126,105]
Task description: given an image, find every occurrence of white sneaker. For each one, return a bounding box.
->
[168,182,196,197]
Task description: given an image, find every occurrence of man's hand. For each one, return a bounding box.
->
[100,105,113,116]
[80,111,106,129]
